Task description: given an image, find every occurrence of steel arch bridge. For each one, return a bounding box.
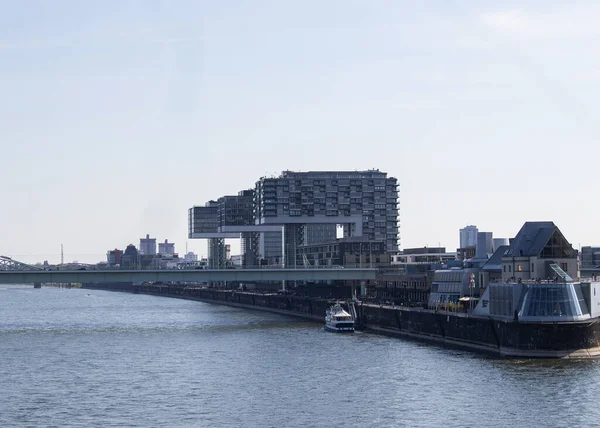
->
[0,255,44,271]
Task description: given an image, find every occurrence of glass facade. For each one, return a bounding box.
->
[190,170,399,267]
[254,170,399,252]
[489,283,515,317]
[260,231,283,265]
[521,284,590,318]
[218,190,254,227]
[188,204,218,236]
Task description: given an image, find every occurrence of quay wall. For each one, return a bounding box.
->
[128,284,502,352]
[130,284,327,322]
[88,283,600,358]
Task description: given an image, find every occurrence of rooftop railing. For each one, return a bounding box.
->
[497,277,599,285]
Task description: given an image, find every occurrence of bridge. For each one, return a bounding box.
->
[0,255,45,271]
[0,267,377,285]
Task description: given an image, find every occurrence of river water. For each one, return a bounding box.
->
[2,285,600,427]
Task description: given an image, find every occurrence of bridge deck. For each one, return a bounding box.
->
[0,268,377,284]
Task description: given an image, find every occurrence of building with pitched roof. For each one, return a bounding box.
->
[501,221,578,281]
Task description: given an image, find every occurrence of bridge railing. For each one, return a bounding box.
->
[38,264,358,271]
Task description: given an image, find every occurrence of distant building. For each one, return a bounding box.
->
[151,253,180,269]
[230,254,243,267]
[457,246,476,261]
[391,247,457,269]
[139,234,156,255]
[493,238,509,252]
[475,232,493,258]
[581,246,600,269]
[106,249,123,266]
[121,244,139,268]
[158,239,175,256]
[177,252,204,269]
[459,225,478,249]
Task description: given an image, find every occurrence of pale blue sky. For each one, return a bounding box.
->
[1,1,598,264]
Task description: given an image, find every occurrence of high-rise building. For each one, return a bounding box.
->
[459,225,478,248]
[158,239,175,256]
[475,232,493,259]
[254,170,399,261]
[139,234,157,255]
[189,192,256,268]
[189,169,400,269]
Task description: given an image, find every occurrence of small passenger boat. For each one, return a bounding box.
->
[325,303,355,332]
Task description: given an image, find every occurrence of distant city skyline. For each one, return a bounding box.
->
[2,1,599,264]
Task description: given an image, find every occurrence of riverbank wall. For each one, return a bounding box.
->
[86,283,600,358]
[127,284,505,354]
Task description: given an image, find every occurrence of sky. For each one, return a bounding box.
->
[1,1,599,264]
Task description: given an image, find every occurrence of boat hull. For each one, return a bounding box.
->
[324,324,354,333]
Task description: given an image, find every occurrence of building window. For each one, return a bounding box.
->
[532,263,534,272]
[509,266,512,272]
[503,265,506,272]
[517,265,522,272]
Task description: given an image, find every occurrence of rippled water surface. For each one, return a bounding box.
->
[2,285,600,427]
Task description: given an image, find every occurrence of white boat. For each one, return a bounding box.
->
[325,303,355,332]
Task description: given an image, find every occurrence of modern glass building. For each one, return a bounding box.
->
[254,170,399,258]
[188,201,219,235]
[189,169,400,269]
[581,246,600,269]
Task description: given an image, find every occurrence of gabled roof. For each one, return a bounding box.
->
[503,221,560,257]
[482,245,509,271]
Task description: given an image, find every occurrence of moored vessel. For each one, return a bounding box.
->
[325,303,355,332]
